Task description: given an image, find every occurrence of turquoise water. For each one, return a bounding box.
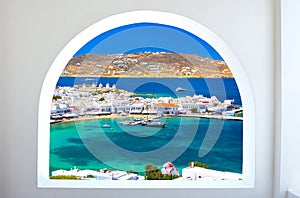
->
[50,117,242,176]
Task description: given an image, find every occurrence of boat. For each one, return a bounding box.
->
[78,112,86,116]
[128,121,139,126]
[62,112,79,119]
[133,118,143,124]
[143,119,166,128]
[102,124,111,128]
[120,112,128,116]
[119,120,139,126]
[50,119,63,124]
[50,114,63,120]
[175,87,186,92]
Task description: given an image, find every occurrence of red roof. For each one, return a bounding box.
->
[163,162,174,168]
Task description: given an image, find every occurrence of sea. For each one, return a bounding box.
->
[50,77,243,176]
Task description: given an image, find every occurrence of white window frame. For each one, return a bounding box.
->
[37,10,255,188]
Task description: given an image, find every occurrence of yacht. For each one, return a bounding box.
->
[175,87,186,92]
[143,119,166,128]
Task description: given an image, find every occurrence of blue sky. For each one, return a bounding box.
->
[74,23,223,60]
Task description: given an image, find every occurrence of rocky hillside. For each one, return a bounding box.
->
[62,52,233,78]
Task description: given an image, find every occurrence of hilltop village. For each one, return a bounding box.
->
[50,83,242,123]
[62,52,233,78]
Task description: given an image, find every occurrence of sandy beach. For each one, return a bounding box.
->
[50,114,159,125]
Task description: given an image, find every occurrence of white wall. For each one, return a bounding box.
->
[277,0,300,197]
[0,0,275,197]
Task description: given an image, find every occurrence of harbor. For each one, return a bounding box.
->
[50,116,243,176]
[50,77,243,178]
[50,82,243,125]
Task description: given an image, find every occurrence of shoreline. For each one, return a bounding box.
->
[51,114,155,125]
[178,114,243,121]
[50,113,243,125]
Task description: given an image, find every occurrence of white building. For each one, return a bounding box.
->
[182,167,242,181]
[154,103,179,115]
[52,167,144,180]
[129,103,144,114]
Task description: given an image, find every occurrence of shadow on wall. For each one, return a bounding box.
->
[288,189,300,198]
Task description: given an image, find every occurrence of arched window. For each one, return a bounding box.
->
[38,11,255,188]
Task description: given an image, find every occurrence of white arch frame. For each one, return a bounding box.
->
[38,10,255,188]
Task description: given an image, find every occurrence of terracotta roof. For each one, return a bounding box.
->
[154,103,178,107]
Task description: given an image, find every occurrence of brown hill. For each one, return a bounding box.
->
[61,52,233,78]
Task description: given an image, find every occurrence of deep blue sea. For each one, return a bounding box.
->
[56,77,242,105]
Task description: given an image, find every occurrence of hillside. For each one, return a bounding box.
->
[61,52,233,78]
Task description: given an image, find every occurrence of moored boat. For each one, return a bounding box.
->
[102,124,111,128]
[143,119,166,128]
[50,119,63,124]
[119,120,139,126]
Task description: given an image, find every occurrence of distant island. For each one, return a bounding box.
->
[62,52,233,78]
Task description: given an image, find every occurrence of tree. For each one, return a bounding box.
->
[98,97,105,102]
[162,174,179,180]
[188,161,210,169]
[145,164,163,180]
[52,95,62,101]
[145,163,181,180]
[49,175,81,180]
[191,107,198,113]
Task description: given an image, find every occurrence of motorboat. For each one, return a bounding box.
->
[102,124,111,128]
[119,120,139,126]
[133,118,143,124]
[62,112,79,118]
[175,87,186,92]
[50,119,63,124]
[143,119,166,128]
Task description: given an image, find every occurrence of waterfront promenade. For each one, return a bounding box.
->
[51,112,242,125]
[179,113,243,121]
